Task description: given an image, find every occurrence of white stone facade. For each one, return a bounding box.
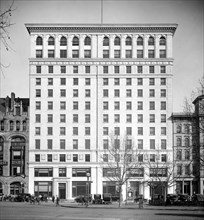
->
[26,24,177,200]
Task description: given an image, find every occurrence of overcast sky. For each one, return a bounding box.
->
[0,0,203,112]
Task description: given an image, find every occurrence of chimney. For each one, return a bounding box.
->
[11,92,15,111]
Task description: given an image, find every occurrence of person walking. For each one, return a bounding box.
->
[52,195,55,203]
[56,196,60,206]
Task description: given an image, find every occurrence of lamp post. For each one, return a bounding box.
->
[86,171,90,207]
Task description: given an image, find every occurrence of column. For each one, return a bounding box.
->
[79,35,84,58]
[121,35,126,59]
[143,35,149,59]
[155,35,160,59]
[67,35,73,59]
[97,35,103,58]
[109,34,114,59]
[55,34,60,58]
[91,35,97,58]
[132,35,137,59]
[166,34,173,58]
[43,35,48,58]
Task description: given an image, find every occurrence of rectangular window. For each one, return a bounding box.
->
[161,139,166,149]
[138,127,143,135]
[148,50,155,58]
[114,50,120,58]
[149,66,154,73]
[160,50,166,58]
[103,50,109,58]
[60,78,66,85]
[35,154,40,162]
[137,89,143,97]
[161,154,167,162]
[36,89,41,97]
[47,139,52,149]
[103,114,109,123]
[161,78,166,85]
[149,101,155,110]
[126,89,132,97]
[73,127,78,136]
[150,154,155,162]
[73,102,78,110]
[60,114,66,123]
[150,114,155,123]
[161,101,166,110]
[48,78,53,85]
[73,89,78,97]
[72,168,91,177]
[60,89,66,97]
[137,101,143,110]
[103,66,108,74]
[126,102,131,110]
[114,114,120,123]
[138,114,143,123]
[161,89,166,97]
[47,114,53,123]
[60,154,66,162]
[60,127,66,135]
[85,78,91,85]
[59,168,66,177]
[35,127,40,135]
[150,139,155,149]
[47,127,53,135]
[103,78,109,85]
[73,139,78,149]
[84,50,91,58]
[137,78,143,85]
[85,101,91,110]
[85,66,90,74]
[60,101,66,110]
[48,101,53,110]
[103,89,109,97]
[48,50,55,58]
[73,66,78,74]
[36,50,43,58]
[114,66,119,74]
[60,66,66,73]
[35,114,41,123]
[149,78,155,85]
[103,139,109,149]
[161,114,166,123]
[85,127,91,135]
[126,78,132,85]
[149,89,155,97]
[35,139,40,149]
[72,50,79,58]
[103,102,109,110]
[161,127,166,135]
[114,78,120,85]
[138,139,143,149]
[126,114,132,123]
[73,154,78,162]
[60,50,67,58]
[73,78,78,85]
[60,139,65,149]
[137,50,143,58]
[35,168,53,177]
[126,66,131,74]
[36,66,41,73]
[160,66,166,73]
[48,89,53,97]
[47,154,52,162]
[85,114,91,123]
[36,78,41,85]
[126,50,132,58]
[114,89,120,97]
[103,127,109,135]
[138,66,143,73]
[85,139,90,149]
[85,154,90,162]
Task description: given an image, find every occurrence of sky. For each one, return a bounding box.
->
[0,0,203,112]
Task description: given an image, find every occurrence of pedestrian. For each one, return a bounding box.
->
[52,195,55,203]
[56,196,59,206]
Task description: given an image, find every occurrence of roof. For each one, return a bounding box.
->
[25,23,178,35]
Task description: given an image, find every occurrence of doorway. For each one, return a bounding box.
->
[58,183,66,199]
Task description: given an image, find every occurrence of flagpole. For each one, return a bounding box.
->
[101,0,103,24]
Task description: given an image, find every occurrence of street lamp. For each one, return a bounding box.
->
[86,171,90,207]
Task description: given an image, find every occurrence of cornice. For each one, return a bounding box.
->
[25,24,177,35]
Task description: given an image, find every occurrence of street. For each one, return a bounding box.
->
[0,202,204,220]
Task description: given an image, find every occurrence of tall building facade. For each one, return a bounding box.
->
[26,23,177,200]
[0,93,29,196]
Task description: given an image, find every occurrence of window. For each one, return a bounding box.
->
[35,154,40,162]
[85,89,91,97]
[73,154,78,162]
[60,139,65,149]
[137,78,143,85]
[85,127,90,135]
[85,139,90,149]
[73,66,78,74]
[114,66,119,74]
[85,114,91,123]
[103,114,109,123]
[48,66,53,73]
[36,101,41,110]
[36,36,43,45]
[103,50,109,58]
[85,78,91,85]
[126,89,132,97]
[73,78,78,85]
[103,168,120,177]
[85,101,91,110]
[148,50,155,58]
[160,50,166,58]
[103,102,109,110]
[125,36,132,45]
[35,114,41,123]
[60,101,66,110]
[177,137,182,146]
[126,127,132,136]
[103,78,109,85]
[150,114,155,123]
[126,114,132,123]
[161,127,166,135]
[177,165,182,175]
[126,50,132,58]
[85,66,90,74]
[60,89,66,97]
[59,168,66,177]
[36,66,41,73]
[185,165,190,175]
[137,50,143,58]
[103,139,109,149]
[161,78,166,85]
[138,139,143,149]
[148,36,154,46]
[114,127,120,136]
[47,139,52,149]
[176,150,182,160]
[60,78,66,85]
[84,50,91,58]
[149,66,154,73]
[126,78,132,85]
[72,168,91,177]
[114,36,120,46]
[60,114,66,123]
[72,36,79,46]
[150,154,155,162]
[103,154,108,162]
[185,150,190,160]
[161,139,166,149]
[47,114,53,123]
[60,154,66,162]
[161,89,166,97]
[73,114,78,123]
[60,50,67,58]
[150,168,167,177]
[47,127,53,135]
[103,89,109,97]
[103,66,108,74]
[137,101,143,110]
[138,127,143,135]
[161,101,166,110]
[72,50,79,58]
[114,101,120,110]
[150,127,155,135]
[73,139,78,149]
[47,154,52,162]
[47,102,53,110]
[159,36,166,45]
[184,124,190,133]
[48,50,55,58]
[114,50,120,58]
[149,89,155,97]
[114,78,120,85]
[161,154,167,162]
[161,114,166,123]
[138,114,143,123]
[60,36,67,46]
[36,50,43,58]
[85,154,90,162]
[48,36,55,45]
[126,102,131,110]
[34,168,53,177]
[103,36,109,46]
[184,138,190,147]
[48,78,53,85]
[160,66,166,73]
[84,36,91,45]
[60,127,66,135]
[114,89,120,97]
[61,65,66,74]
[137,89,143,97]
[114,114,120,123]
[73,127,78,135]
[103,127,109,135]
[48,89,53,97]
[36,89,41,97]
[35,139,40,149]
[126,66,131,74]
[137,36,143,46]
[138,66,143,73]
[138,154,143,162]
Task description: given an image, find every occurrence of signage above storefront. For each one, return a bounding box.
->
[0,161,8,166]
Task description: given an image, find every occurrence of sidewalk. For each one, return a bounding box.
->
[57,200,204,211]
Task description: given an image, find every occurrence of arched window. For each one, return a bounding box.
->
[23,121,27,131]
[103,36,109,46]
[159,36,166,46]
[184,124,190,133]
[10,121,14,131]
[148,36,155,46]
[125,36,132,46]
[48,36,55,45]
[60,36,67,46]
[84,36,91,46]
[36,36,43,45]
[176,137,182,146]
[114,36,120,46]
[16,121,20,131]
[137,36,143,46]
[72,36,79,46]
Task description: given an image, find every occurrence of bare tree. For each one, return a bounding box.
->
[0,1,15,71]
[99,134,141,207]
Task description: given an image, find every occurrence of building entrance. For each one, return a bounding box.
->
[58,183,66,199]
